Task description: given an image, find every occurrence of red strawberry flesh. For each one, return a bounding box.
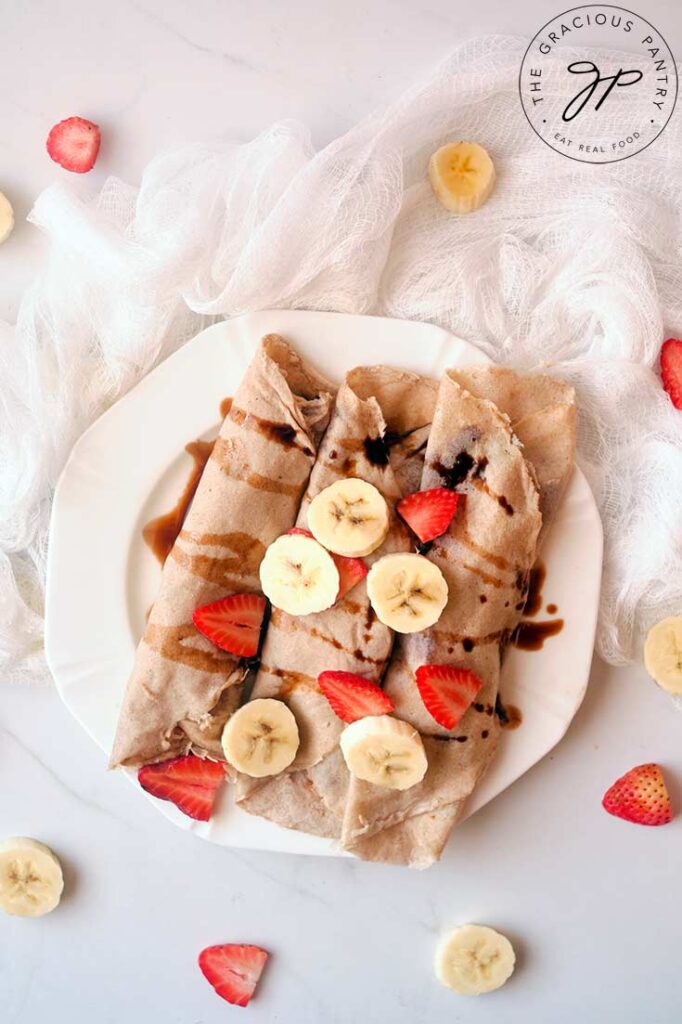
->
[193,593,266,658]
[333,554,368,600]
[602,762,673,826]
[46,117,101,173]
[138,754,225,821]
[287,528,367,601]
[661,338,682,410]
[398,488,460,544]
[198,944,269,1007]
[415,664,484,730]
[318,670,394,723]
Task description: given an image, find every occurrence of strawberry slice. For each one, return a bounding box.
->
[46,117,101,173]
[318,670,394,723]
[661,338,682,410]
[333,554,368,600]
[138,754,225,821]
[193,593,266,658]
[288,528,367,601]
[602,763,673,826]
[198,944,269,1007]
[415,664,484,730]
[398,488,460,544]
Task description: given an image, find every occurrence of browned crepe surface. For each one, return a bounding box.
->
[110,335,335,768]
[342,367,576,867]
[235,367,437,835]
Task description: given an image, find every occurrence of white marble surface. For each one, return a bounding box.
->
[2,2,682,1022]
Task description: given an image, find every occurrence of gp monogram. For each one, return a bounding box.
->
[519,5,678,163]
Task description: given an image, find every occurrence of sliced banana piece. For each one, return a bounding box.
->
[0,191,14,244]
[435,924,515,996]
[0,837,64,918]
[644,615,682,695]
[307,479,389,557]
[339,715,427,790]
[367,552,448,633]
[222,698,300,777]
[260,532,339,615]
[428,141,495,215]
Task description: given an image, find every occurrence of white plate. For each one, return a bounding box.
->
[45,309,603,857]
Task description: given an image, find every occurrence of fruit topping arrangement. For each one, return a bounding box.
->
[9,132,680,1014]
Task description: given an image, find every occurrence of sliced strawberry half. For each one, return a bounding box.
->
[46,116,101,173]
[415,664,484,730]
[138,754,225,821]
[198,943,269,1007]
[398,488,460,544]
[193,593,266,658]
[288,528,367,601]
[318,670,394,723]
[602,763,673,826]
[661,338,682,410]
[333,553,368,600]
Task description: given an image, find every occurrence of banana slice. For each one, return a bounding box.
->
[307,479,389,557]
[339,715,427,790]
[428,142,495,215]
[222,698,300,777]
[259,532,339,615]
[367,552,448,633]
[644,615,682,695]
[0,191,14,243]
[0,837,64,918]
[435,924,515,996]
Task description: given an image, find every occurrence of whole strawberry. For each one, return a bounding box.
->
[602,763,673,826]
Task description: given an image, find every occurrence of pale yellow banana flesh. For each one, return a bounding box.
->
[339,714,428,790]
[429,142,495,214]
[0,191,14,243]
[0,837,64,918]
[259,533,339,616]
[644,615,682,695]
[435,924,515,996]
[367,552,448,633]
[222,698,300,777]
[307,479,389,558]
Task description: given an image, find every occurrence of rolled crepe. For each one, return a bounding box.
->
[110,335,335,768]
[341,367,575,867]
[235,367,437,835]
[447,367,576,540]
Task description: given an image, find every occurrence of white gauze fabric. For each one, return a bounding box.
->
[2,35,682,684]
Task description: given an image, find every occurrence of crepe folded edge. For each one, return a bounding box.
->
[109,334,336,771]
